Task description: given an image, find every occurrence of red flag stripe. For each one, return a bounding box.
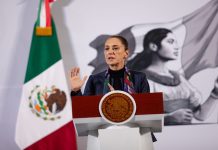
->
[45,0,51,27]
[25,121,77,150]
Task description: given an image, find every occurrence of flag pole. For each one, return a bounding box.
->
[36,0,53,36]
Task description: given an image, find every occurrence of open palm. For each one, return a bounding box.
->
[70,67,87,92]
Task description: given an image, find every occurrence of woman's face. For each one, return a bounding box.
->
[104,37,128,69]
[158,33,179,60]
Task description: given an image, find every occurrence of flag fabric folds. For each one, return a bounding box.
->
[181,0,218,79]
[15,0,77,149]
[127,0,218,78]
[90,0,218,80]
[88,0,218,125]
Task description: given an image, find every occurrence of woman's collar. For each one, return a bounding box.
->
[145,70,181,86]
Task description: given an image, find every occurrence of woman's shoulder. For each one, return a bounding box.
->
[128,69,148,80]
[144,69,181,86]
[89,70,107,81]
[129,69,146,75]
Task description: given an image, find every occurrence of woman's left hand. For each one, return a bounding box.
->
[189,91,201,107]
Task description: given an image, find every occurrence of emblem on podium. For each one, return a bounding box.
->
[99,91,136,125]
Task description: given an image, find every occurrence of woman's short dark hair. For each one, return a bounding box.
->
[127,28,172,70]
[107,35,128,50]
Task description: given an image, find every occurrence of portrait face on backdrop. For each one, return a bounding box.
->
[157,33,179,61]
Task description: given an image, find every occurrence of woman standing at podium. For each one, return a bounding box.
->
[70,35,157,141]
[70,35,150,96]
[127,28,218,125]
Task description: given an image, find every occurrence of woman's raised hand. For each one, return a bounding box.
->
[70,67,87,92]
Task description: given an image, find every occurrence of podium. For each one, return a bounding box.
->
[72,92,164,150]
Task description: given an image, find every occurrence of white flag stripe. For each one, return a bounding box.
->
[15,60,72,149]
[39,1,46,28]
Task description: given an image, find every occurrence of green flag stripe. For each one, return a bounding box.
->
[36,0,42,26]
[24,19,61,83]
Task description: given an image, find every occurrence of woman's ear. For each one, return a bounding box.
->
[149,43,158,52]
[124,50,129,59]
[125,50,129,56]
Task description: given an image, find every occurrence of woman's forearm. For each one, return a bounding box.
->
[194,94,218,121]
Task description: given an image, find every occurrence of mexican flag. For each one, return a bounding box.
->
[15,0,77,149]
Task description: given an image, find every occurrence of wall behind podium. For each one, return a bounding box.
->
[0,0,218,150]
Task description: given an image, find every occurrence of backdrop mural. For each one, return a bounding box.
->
[88,0,218,126]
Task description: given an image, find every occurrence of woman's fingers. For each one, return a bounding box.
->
[71,68,75,77]
[75,67,80,76]
[183,109,193,122]
[71,67,80,77]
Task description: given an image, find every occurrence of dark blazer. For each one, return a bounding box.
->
[71,69,150,96]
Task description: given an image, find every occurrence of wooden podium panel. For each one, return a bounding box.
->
[72,92,163,136]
